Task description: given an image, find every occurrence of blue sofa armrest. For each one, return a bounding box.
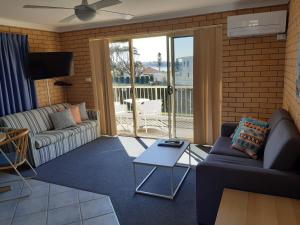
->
[87,109,99,121]
[221,123,238,137]
[196,161,300,225]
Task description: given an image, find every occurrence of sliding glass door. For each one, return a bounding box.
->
[132,36,170,138]
[171,36,194,140]
[109,34,194,141]
[110,41,135,136]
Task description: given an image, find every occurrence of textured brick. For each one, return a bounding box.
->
[1,4,288,124]
[282,0,300,131]
[58,4,287,121]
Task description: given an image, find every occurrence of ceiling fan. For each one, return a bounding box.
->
[23,0,134,23]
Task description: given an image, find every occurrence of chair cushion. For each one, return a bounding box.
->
[0,152,17,167]
[34,120,98,149]
[74,120,98,131]
[35,129,75,149]
[263,119,300,170]
[210,137,250,158]
[205,154,263,168]
[49,109,76,130]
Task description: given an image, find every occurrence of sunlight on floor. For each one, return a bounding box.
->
[118,136,208,166]
[117,136,145,157]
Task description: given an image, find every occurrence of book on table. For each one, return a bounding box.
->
[157,140,184,148]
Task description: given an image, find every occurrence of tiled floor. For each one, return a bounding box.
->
[0,173,120,225]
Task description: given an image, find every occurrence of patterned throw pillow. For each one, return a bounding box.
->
[232,122,270,159]
[231,117,269,143]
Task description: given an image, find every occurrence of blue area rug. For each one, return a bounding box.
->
[30,137,197,225]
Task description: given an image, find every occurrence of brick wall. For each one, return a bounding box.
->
[283,0,300,130]
[61,5,287,123]
[0,25,66,107]
[0,4,288,121]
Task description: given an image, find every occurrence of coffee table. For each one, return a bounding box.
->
[133,139,191,200]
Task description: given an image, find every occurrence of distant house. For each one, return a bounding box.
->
[143,67,159,74]
[142,67,166,84]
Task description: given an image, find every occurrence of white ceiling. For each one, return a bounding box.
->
[0,0,289,32]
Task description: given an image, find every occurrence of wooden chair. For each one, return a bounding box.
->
[0,128,37,201]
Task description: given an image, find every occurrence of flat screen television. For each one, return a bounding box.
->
[28,52,74,80]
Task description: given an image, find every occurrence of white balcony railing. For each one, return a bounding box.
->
[113,85,193,116]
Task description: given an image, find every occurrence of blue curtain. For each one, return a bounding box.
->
[0,33,37,116]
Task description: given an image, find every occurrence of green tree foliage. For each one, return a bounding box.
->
[110,45,143,78]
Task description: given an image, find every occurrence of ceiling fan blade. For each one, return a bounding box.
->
[98,9,134,20]
[23,5,73,10]
[60,14,77,23]
[90,0,122,10]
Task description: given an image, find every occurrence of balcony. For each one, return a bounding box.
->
[113,85,193,140]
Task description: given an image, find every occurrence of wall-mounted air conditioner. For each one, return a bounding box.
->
[227,10,287,38]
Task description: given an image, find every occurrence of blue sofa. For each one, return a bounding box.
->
[196,109,300,225]
[0,103,100,167]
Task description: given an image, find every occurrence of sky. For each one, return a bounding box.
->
[132,36,193,62]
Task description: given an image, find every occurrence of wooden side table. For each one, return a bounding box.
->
[215,188,300,225]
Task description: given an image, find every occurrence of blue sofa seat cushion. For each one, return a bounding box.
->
[205,154,263,168]
[35,120,98,149]
[210,137,250,159]
[263,119,300,170]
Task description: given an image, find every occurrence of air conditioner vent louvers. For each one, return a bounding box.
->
[227,10,287,38]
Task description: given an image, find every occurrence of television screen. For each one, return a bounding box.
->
[28,52,74,80]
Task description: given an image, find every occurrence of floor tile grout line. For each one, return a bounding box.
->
[46,192,107,213]
[83,211,116,223]
[50,187,76,197]
[35,179,109,199]
[9,178,25,225]
[2,175,118,225]
[78,195,116,223]
[77,190,84,225]
[45,183,50,225]
[108,197,120,225]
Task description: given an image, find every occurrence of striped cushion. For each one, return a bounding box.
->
[0,103,69,134]
[34,120,97,148]
[35,129,74,149]
[75,120,98,131]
